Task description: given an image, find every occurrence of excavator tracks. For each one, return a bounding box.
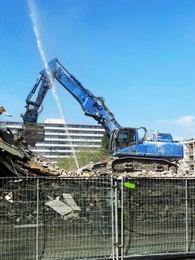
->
[111,157,178,173]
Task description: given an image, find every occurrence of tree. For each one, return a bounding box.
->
[57,134,110,171]
[100,132,109,152]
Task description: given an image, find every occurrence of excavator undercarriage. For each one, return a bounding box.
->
[111,157,178,173]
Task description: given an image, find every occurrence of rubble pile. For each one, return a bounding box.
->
[80,160,187,178]
[0,132,71,177]
[15,153,72,176]
[0,178,83,224]
[0,127,188,178]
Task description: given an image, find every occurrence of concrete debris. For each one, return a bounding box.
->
[0,177,111,230]
[45,193,81,220]
[5,192,13,203]
[0,130,71,177]
[45,199,73,216]
[79,160,187,178]
[0,126,188,178]
[62,193,81,211]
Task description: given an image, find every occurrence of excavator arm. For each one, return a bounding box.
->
[22,58,121,145]
[21,72,52,145]
[52,59,121,134]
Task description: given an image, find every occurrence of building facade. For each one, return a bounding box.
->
[182,138,195,174]
[3,119,105,161]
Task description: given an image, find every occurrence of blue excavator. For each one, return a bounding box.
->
[21,58,184,172]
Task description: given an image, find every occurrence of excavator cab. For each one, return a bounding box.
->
[116,129,136,149]
[109,127,138,153]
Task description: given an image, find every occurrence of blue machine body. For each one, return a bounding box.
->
[22,58,183,168]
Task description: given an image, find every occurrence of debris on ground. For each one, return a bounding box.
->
[0,126,188,178]
[0,127,70,177]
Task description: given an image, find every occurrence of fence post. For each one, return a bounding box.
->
[111,177,115,260]
[36,178,39,260]
[111,177,124,260]
[120,177,124,259]
[111,178,120,259]
[115,179,119,259]
[185,177,189,253]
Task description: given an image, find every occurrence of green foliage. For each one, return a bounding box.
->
[57,156,76,171]
[100,132,109,151]
[57,137,110,171]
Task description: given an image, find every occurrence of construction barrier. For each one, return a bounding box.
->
[0,176,195,259]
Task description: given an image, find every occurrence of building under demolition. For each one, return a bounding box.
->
[3,119,105,161]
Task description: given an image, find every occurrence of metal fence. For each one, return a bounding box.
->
[0,176,195,259]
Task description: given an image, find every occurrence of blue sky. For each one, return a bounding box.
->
[1,0,195,140]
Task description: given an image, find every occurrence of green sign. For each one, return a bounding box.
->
[125,182,136,189]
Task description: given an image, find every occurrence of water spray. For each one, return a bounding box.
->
[27,0,80,172]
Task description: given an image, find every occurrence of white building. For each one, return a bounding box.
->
[3,119,105,161]
[182,138,195,174]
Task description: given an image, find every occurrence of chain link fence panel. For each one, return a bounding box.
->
[0,176,195,259]
[122,177,195,258]
[0,177,113,260]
